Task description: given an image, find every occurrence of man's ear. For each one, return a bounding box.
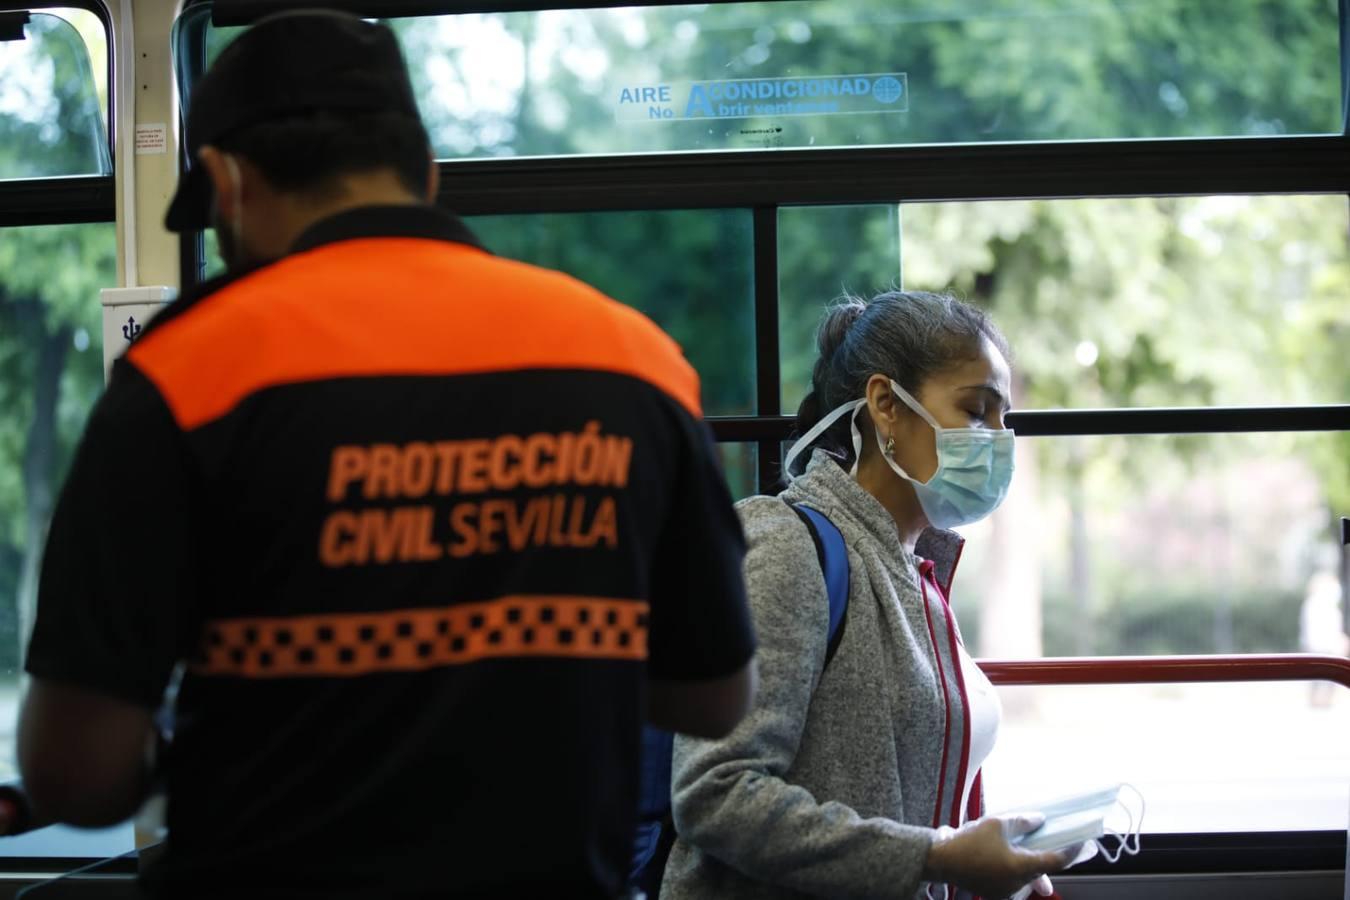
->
[196,146,238,220]
[424,153,439,204]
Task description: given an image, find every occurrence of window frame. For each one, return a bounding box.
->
[0,0,117,226]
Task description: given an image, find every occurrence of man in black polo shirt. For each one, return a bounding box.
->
[15,11,755,898]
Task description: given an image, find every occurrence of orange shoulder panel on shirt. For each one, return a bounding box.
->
[128,239,703,430]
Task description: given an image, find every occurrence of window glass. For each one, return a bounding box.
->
[205,22,243,67]
[782,195,1350,412]
[199,0,1340,159]
[716,443,757,502]
[469,210,755,415]
[202,228,224,281]
[902,195,1350,409]
[984,681,1350,833]
[0,222,132,856]
[50,9,107,114]
[948,432,1347,660]
[779,204,900,417]
[0,11,109,179]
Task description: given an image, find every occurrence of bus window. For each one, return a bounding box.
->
[781,195,1350,414]
[775,195,1349,654]
[191,0,1340,161]
[0,221,132,857]
[949,431,1345,660]
[0,10,109,180]
[901,195,1350,409]
[778,203,901,404]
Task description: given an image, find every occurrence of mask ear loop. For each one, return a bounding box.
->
[1098,784,1145,863]
[889,379,943,431]
[784,398,866,481]
[1122,783,1144,856]
[881,379,946,488]
[845,399,865,477]
[923,882,949,900]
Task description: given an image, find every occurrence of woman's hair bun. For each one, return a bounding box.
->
[817,296,867,362]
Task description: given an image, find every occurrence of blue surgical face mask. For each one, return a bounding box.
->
[784,379,1015,530]
[881,379,1015,529]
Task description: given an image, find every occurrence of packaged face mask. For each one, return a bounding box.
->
[1008,783,1144,863]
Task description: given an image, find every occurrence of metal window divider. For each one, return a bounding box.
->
[752,206,781,495]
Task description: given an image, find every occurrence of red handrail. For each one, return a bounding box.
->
[977,653,1350,688]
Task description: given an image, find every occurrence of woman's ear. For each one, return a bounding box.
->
[864,373,898,432]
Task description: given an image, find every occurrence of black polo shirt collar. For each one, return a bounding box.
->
[290,203,485,255]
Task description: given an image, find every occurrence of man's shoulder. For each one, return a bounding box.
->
[439,249,703,418]
[127,237,703,427]
[458,250,689,354]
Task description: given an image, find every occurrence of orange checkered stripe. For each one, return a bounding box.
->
[193,595,649,678]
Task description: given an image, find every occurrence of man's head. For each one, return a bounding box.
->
[165,11,438,268]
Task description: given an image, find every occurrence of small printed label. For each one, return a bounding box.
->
[615,73,907,123]
[135,123,168,155]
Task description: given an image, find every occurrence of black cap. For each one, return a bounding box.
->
[165,10,423,232]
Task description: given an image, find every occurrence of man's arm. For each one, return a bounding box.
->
[648,659,757,739]
[17,680,154,828]
[645,405,757,738]
[18,363,195,831]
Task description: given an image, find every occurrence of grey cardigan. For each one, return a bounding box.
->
[661,451,975,900]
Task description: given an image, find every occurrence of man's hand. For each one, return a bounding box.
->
[18,680,154,828]
[0,787,30,836]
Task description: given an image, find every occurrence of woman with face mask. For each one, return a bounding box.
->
[658,292,1079,900]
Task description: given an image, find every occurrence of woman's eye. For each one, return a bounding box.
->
[966,408,984,421]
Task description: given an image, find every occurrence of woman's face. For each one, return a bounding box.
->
[883,335,1012,484]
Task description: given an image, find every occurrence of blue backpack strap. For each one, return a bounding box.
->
[791,504,850,668]
[631,724,675,884]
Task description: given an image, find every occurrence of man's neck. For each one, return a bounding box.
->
[269,172,426,257]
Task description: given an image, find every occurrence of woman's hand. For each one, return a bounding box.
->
[923,814,1081,899]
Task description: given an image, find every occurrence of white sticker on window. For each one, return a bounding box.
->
[134,123,168,155]
[615,73,907,122]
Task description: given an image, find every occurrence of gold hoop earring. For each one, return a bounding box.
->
[884,436,895,456]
